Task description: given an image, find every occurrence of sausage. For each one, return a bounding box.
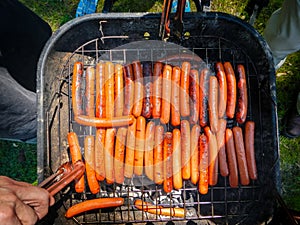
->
[84,135,100,194]
[134,199,185,218]
[123,64,135,116]
[67,132,85,193]
[132,61,144,117]
[134,116,146,176]
[204,126,218,186]
[190,125,201,185]
[144,121,155,181]
[223,62,237,119]
[154,125,164,185]
[189,69,200,124]
[163,132,173,193]
[232,126,250,186]
[85,66,95,117]
[72,62,83,116]
[142,61,153,118]
[208,76,219,134]
[152,62,163,119]
[244,121,257,180]
[199,133,209,194]
[114,127,127,184]
[180,62,191,117]
[74,115,135,128]
[225,128,239,188]
[104,128,116,184]
[217,119,229,177]
[95,62,106,118]
[160,64,172,124]
[172,129,182,190]
[105,62,115,119]
[95,128,106,181]
[236,64,248,124]
[199,68,210,127]
[215,62,227,118]
[181,120,191,180]
[65,197,124,218]
[124,118,136,178]
[171,66,181,126]
[114,64,124,117]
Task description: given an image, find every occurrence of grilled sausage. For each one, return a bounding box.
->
[180,62,191,117]
[65,198,124,218]
[105,62,115,119]
[95,62,106,118]
[84,135,99,194]
[215,62,227,118]
[181,120,191,180]
[114,64,124,117]
[72,62,83,116]
[232,126,250,186]
[85,66,95,117]
[171,66,181,127]
[199,133,209,194]
[160,64,172,124]
[208,76,219,134]
[95,128,106,181]
[123,64,135,116]
[172,129,182,190]
[142,61,153,118]
[134,116,146,176]
[104,128,116,184]
[244,121,257,180]
[132,61,144,117]
[217,119,229,177]
[225,128,239,188]
[154,125,164,184]
[144,121,155,181]
[190,125,201,185]
[189,69,200,124]
[152,62,163,119]
[67,132,85,193]
[124,118,136,178]
[224,62,236,119]
[163,132,173,193]
[74,115,134,128]
[114,127,127,184]
[199,68,210,127]
[236,64,248,124]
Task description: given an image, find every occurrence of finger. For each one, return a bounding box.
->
[14,196,38,225]
[0,202,22,225]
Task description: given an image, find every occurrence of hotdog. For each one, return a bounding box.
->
[124,118,136,178]
[232,126,250,186]
[74,115,134,128]
[144,121,155,181]
[181,120,191,180]
[84,135,99,194]
[104,128,116,184]
[95,62,106,118]
[95,128,106,181]
[123,64,135,116]
[163,132,173,193]
[134,116,146,176]
[215,62,227,118]
[142,61,153,118]
[204,126,218,186]
[199,133,209,194]
[171,66,181,127]
[85,66,95,117]
[172,129,182,189]
[114,64,124,117]
[67,132,85,193]
[105,62,115,119]
[199,68,210,127]
[208,76,219,134]
[189,69,200,124]
[152,62,163,119]
[244,121,257,180]
[154,125,164,184]
[114,127,127,184]
[132,61,144,117]
[134,199,185,218]
[225,128,239,188]
[217,119,229,177]
[223,62,236,119]
[180,62,191,117]
[72,62,83,116]
[160,64,172,124]
[190,125,201,185]
[65,197,124,218]
[236,64,248,124]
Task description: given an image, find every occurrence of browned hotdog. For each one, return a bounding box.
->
[180,62,191,117]
[199,68,210,127]
[215,62,227,118]
[72,62,83,117]
[114,64,124,117]
[114,127,127,184]
[199,133,209,194]
[144,121,155,181]
[124,118,136,178]
[132,61,144,117]
[163,132,173,193]
[74,115,134,128]
[105,62,115,119]
[95,128,106,181]
[152,62,163,119]
[189,69,200,124]
[172,128,182,189]
[236,64,248,124]
[232,126,250,186]
[224,62,236,119]
[134,116,146,176]
[95,62,106,118]
[104,128,116,184]
[181,120,191,180]
[171,66,181,127]
[123,64,135,116]
[160,64,172,124]
[85,66,95,117]
[217,119,229,177]
[190,125,201,185]
[208,76,219,134]
[154,125,164,185]
[142,61,153,118]
[244,121,257,180]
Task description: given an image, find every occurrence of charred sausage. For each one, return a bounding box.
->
[236,64,248,124]
[152,62,163,119]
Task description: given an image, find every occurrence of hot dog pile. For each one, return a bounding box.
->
[66,59,258,217]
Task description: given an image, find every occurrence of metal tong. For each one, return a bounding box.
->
[39,160,85,196]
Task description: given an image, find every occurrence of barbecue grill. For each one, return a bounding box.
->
[37,12,280,225]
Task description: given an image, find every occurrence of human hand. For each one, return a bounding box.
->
[0,176,55,225]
